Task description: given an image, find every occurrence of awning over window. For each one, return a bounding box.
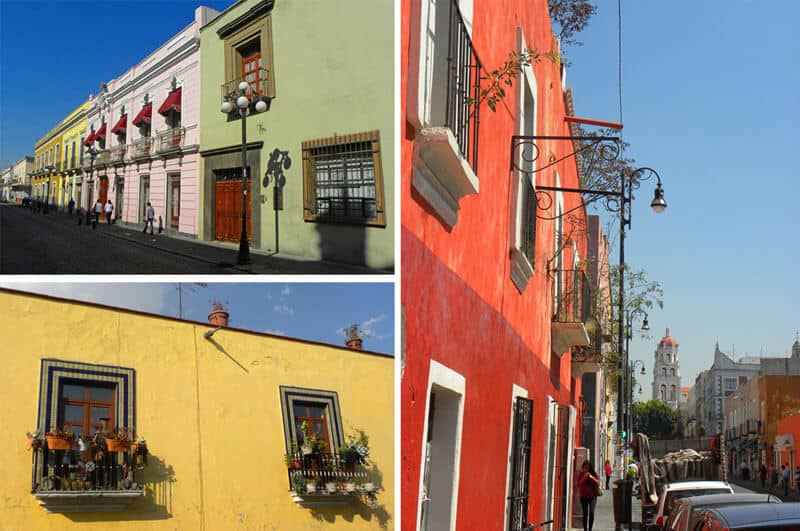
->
[94,123,107,139]
[157,88,182,115]
[83,131,97,146]
[132,103,153,126]
[110,115,127,134]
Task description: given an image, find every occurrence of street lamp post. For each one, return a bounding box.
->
[627,358,646,451]
[220,81,268,265]
[85,147,98,227]
[624,310,649,443]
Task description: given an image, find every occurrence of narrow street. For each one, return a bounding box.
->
[0,205,371,274]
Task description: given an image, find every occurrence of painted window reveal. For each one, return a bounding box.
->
[278,386,344,456]
[302,130,386,227]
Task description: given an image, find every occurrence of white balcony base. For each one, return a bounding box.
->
[551,322,590,357]
[35,490,143,513]
[290,491,355,508]
[412,126,479,230]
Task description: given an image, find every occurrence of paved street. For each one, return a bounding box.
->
[0,204,376,274]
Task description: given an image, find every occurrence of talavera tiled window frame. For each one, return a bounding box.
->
[34,359,136,481]
[278,386,344,454]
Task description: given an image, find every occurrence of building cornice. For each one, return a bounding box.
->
[215,0,275,38]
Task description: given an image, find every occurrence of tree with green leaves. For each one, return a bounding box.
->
[633,400,678,439]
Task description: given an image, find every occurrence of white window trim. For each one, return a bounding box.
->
[503,384,529,530]
[416,360,466,531]
[408,0,478,229]
[565,405,577,525]
[510,27,538,293]
[543,396,558,522]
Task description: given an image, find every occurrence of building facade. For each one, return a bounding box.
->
[198,0,394,269]
[698,343,760,434]
[81,6,217,235]
[0,288,393,529]
[1,166,11,202]
[401,0,604,529]
[57,100,90,208]
[651,328,681,408]
[10,156,35,203]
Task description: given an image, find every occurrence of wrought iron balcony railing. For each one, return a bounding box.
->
[156,127,186,153]
[109,144,127,164]
[444,0,481,172]
[286,451,375,496]
[553,269,592,324]
[130,137,154,160]
[221,67,269,103]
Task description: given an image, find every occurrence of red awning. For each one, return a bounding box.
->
[94,123,107,139]
[157,88,182,115]
[83,131,97,146]
[110,115,127,134]
[132,103,152,126]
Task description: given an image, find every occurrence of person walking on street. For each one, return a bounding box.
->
[143,202,155,235]
[794,467,800,496]
[104,200,113,224]
[604,460,612,490]
[67,198,75,215]
[577,461,601,531]
[93,200,102,229]
[782,464,790,496]
[759,463,767,489]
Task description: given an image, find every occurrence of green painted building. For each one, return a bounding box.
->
[199,0,394,270]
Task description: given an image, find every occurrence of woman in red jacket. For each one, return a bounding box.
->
[604,459,612,489]
[577,461,601,531]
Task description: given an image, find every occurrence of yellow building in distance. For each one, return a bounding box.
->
[0,288,393,530]
[31,100,88,207]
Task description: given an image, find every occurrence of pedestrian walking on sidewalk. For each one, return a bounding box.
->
[93,200,102,229]
[794,467,800,495]
[782,464,789,496]
[577,461,601,531]
[143,202,155,235]
[68,198,75,215]
[105,200,113,224]
[759,463,767,489]
[604,460,612,490]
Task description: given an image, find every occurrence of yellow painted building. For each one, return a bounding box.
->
[58,100,90,206]
[0,288,394,530]
[31,100,88,207]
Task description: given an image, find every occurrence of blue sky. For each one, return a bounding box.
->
[564,1,800,389]
[0,0,236,168]
[0,283,395,354]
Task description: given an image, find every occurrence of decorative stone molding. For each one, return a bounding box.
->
[412,127,479,230]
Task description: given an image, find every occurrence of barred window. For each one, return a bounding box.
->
[302,131,386,226]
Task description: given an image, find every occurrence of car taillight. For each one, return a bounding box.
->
[656,516,663,527]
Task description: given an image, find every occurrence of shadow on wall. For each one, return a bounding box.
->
[315,222,366,268]
[62,453,175,522]
[308,463,391,529]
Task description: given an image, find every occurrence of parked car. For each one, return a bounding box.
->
[694,501,800,530]
[649,481,734,529]
[661,493,781,531]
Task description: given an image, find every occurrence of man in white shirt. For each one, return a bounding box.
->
[104,200,113,224]
[143,202,155,235]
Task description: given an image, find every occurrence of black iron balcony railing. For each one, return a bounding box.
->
[130,137,154,160]
[156,127,186,153]
[221,67,269,102]
[286,451,374,495]
[445,0,481,173]
[109,145,126,164]
[553,269,592,324]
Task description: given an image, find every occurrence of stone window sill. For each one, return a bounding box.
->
[510,248,534,293]
[34,489,143,513]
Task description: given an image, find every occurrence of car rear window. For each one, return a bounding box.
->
[666,489,732,514]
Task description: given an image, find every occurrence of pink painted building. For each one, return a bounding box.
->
[82,6,219,236]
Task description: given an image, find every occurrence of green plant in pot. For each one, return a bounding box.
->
[338,430,370,472]
[284,443,301,469]
[293,474,309,495]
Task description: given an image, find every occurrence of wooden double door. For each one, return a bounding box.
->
[214,176,251,243]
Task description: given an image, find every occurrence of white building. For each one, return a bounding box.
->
[651,327,681,409]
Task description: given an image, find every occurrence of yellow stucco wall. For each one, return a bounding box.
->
[58,100,90,203]
[0,289,394,530]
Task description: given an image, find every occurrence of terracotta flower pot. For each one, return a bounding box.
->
[291,458,301,469]
[46,436,72,451]
[106,439,131,452]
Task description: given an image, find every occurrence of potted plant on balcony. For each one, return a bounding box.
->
[338,430,370,473]
[293,474,309,495]
[45,428,75,450]
[26,431,42,451]
[105,427,134,452]
[284,443,301,469]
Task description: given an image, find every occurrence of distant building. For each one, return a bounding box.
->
[651,327,681,409]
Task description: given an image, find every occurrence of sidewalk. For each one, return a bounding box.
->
[730,477,800,502]
[571,486,642,531]
[37,207,388,274]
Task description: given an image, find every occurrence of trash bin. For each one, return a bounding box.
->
[612,479,633,525]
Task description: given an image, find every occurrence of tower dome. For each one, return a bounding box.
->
[659,326,679,348]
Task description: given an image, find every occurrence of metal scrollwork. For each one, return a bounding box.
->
[510,135,620,175]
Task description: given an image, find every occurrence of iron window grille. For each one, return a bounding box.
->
[302,131,386,227]
[508,397,533,531]
[521,180,537,264]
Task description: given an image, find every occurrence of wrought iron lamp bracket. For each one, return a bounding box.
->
[509,134,620,175]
